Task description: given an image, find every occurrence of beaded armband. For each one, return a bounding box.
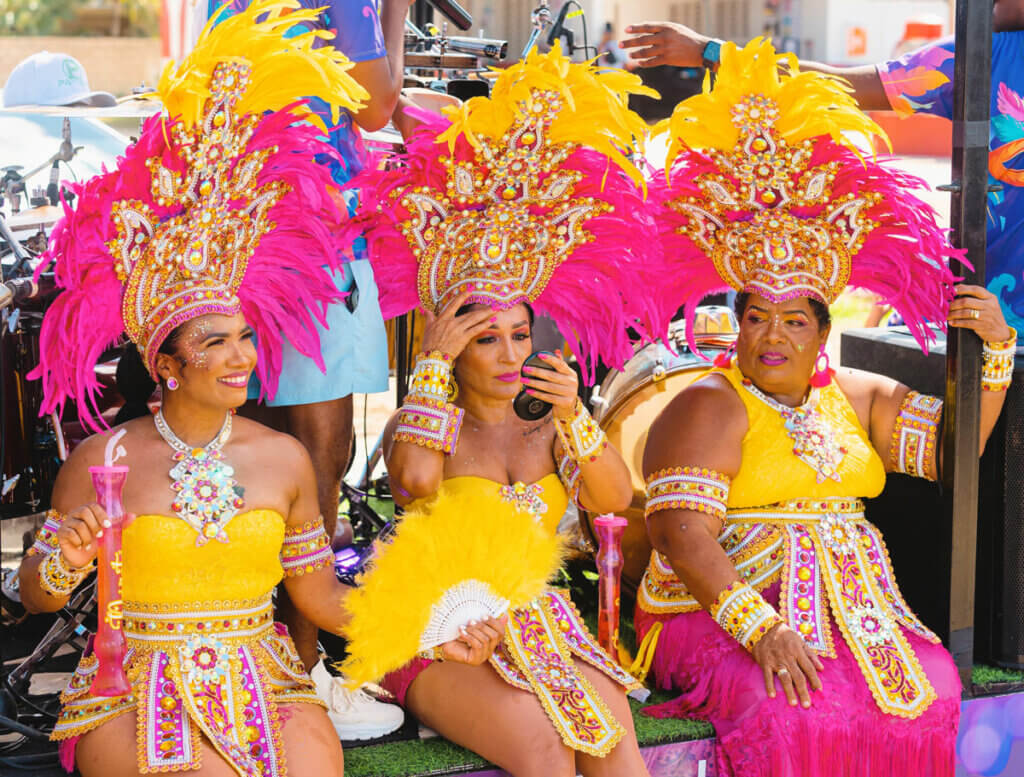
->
[38,549,94,597]
[889,391,942,480]
[554,399,608,464]
[394,395,465,454]
[395,351,465,454]
[982,327,1016,392]
[26,509,64,556]
[644,466,731,521]
[280,516,334,577]
[709,580,784,652]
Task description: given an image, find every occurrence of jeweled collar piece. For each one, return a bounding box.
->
[154,409,245,544]
[740,376,847,483]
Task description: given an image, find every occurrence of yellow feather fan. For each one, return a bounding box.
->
[660,37,887,168]
[157,0,367,134]
[438,41,659,185]
[339,484,566,687]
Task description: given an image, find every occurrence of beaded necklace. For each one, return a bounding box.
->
[740,376,847,483]
[154,409,245,545]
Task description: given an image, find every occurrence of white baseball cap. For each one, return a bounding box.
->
[2,52,117,108]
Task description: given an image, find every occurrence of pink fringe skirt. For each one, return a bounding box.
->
[635,582,961,777]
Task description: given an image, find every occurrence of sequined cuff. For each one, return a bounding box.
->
[554,399,607,464]
[394,395,465,455]
[889,391,942,480]
[38,550,94,597]
[644,466,730,521]
[982,327,1016,392]
[280,517,334,577]
[408,351,455,401]
[27,509,64,557]
[709,580,783,652]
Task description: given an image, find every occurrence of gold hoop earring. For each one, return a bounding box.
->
[447,377,459,402]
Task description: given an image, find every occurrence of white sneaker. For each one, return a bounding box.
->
[310,660,405,741]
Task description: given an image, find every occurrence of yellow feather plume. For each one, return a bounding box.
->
[660,37,887,167]
[438,41,659,185]
[339,484,566,687]
[157,0,367,134]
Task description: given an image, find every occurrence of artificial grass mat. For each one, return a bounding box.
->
[342,689,714,777]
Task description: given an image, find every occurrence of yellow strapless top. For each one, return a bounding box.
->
[410,473,568,535]
[713,364,886,507]
[121,509,286,604]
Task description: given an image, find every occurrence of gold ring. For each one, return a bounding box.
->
[776,668,790,677]
[972,309,980,320]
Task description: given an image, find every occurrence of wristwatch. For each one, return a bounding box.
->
[701,38,724,70]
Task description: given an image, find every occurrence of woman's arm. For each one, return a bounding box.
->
[18,435,110,614]
[862,284,1013,479]
[385,293,495,505]
[521,350,632,514]
[644,376,822,708]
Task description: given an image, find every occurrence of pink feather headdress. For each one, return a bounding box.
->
[32,0,368,430]
[650,38,961,354]
[342,43,669,381]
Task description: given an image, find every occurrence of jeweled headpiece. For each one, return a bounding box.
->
[345,44,669,378]
[34,0,367,428]
[653,38,960,351]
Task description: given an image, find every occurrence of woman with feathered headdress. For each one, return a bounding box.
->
[17,4,499,775]
[335,44,667,776]
[632,39,1014,776]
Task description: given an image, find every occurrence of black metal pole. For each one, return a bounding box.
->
[943,0,993,693]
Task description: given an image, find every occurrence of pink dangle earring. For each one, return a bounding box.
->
[809,345,833,388]
[166,377,179,391]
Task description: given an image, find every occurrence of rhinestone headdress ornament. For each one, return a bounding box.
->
[652,38,960,354]
[33,1,368,429]
[345,43,673,380]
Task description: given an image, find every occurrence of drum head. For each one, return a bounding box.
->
[583,333,729,593]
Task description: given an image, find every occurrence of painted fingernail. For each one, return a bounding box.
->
[103,520,112,528]
[85,543,92,550]
[523,366,534,374]
[490,317,497,323]
[96,531,103,538]
[802,701,810,708]
[525,389,535,395]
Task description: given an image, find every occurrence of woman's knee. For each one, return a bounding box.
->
[505,730,575,777]
[280,704,344,777]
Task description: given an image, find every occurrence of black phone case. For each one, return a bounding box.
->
[513,351,557,421]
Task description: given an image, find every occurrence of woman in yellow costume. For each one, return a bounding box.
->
[17,4,501,775]
[337,46,669,777]
[634,39,1015,776]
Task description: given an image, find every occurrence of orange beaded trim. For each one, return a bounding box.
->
[982,327,1016,392]
[889,391,941,480]
[709,580,783,652]
[280,516,333,577]
[644,466,731,521]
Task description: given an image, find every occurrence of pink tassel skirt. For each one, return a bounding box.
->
[635,582,961,777]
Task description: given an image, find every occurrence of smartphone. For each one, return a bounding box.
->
[513,351,557,421]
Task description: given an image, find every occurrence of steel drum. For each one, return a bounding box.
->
[582,307,738,593]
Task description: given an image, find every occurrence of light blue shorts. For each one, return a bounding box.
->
[247,259,390,405]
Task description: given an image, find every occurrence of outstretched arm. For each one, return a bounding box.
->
[618,22,891,110]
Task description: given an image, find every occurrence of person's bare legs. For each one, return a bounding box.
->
[240,395,354,669]
[572,660,649,777]
[76,704,343,777]
[406,660,577,777]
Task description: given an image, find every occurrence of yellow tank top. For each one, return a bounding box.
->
[714,363,886,506]
[411,473,568,535]
[121,509,286,604]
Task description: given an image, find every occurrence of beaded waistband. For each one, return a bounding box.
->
[727,498,865,524]
[122,596,274,643]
